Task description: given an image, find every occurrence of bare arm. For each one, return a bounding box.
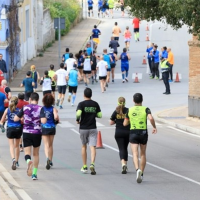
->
[127,53,131,60]
[8,92,12,100]
[123,118,130,126]
[41,117,47,124]
[110,120,115,125]
[147,114,157,134]
[0,109,8,124]
[20,83,23,87]
[32,82,35,87]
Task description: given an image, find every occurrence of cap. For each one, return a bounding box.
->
[27,71,31,76]
[110,48,114,53]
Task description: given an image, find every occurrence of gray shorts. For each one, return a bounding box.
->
[79,129,97,146]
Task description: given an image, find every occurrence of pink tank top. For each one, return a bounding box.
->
[125,30,131,39]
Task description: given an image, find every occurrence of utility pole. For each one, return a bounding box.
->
[58,17,61,67]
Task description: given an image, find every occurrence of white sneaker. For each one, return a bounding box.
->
[136,169,143,183]
[71,103,74,107]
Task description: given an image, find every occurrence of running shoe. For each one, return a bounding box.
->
[92,80,94,84]
[27,161,33,176]
[112,80,114,83]
[71,103,74,107]
[60,105,63,109]
[50,161,53,167]
[95,79,98,83]
[90,164,96,175]
[106,83,108,87]
[104,87,106,91]
[125,78,128,82]
[122,80,125,83]
[56,99,60,106]
[149,76,153,79]
[155,76,159,80]
[136,169,143,183]
[81,166,88,174]
[121,164,127,174]
[169,80,173,83]
[46,159,51,170]
[137,38,140,41]
[32,174,38,180]
[16,161,19,167]
[0,125,5,133]
[68,96,71,102]
[12,160,16,170]
[85,83,88,87]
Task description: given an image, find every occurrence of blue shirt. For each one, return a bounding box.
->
[86,47,92,56]
[0,92,6,112]
[88,0,93,6]
[63,53,69,62]
[22,77,34,92]
[92,28,101,38]
[78,55,84,67]
[146,47,153,58]
[152,50,160,63]
[162,50,168,58]
[109,53,115,64]
[103,54,111,69]
[98,0,103,7]
[7,108,21,127]
[40,106,55,128]
[120,52,129,67]
[68,69,78,87]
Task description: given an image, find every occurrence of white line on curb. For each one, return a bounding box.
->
[16,189,33,200]
[2,172,20,188]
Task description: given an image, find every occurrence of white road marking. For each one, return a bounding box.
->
[71,128,200,186]
[2,172,20,188]
[167,126,200,138]
[15,189,32,200]
[58,121,75,128]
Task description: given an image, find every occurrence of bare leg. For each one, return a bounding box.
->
[90,146,96,164]
[111,68,115,81]
[82,145,87,165]
[131,143,139,170]
[8,139,15,159]
[33,147,40,169]
[14,139,20,162]
[140,144,147,172]
[100,80,104,92]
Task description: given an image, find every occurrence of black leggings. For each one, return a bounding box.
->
[115,129,130,161]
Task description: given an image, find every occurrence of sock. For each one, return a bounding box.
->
[137,32,140,39]
[68,93,72,97]
[26,159,31,164]
[72,95,76,104]
[136,168,139,172]
[122,73,125,80]
[33,168,38,175]
[83,164,87,168]
[126,71,128,78]
[134,34,137,40]
[12,158,15,162]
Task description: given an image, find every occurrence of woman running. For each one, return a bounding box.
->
[0,96,22,170]
[40,94,59,170]
[91,51,98,84]
[76,50,84,81]
[109,48,118,83]
[30,65,40,92]
[110,97,130,174]
[83,52,93,87]
[40,70,52,96]
[124,26,132,51]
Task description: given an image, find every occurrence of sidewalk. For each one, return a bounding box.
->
[9,18,100,91]
[154,106,200,135]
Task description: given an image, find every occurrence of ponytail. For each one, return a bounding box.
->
[9,97,18,113]
[115,97,126,116]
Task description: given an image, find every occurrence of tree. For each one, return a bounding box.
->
[126,0,200,38]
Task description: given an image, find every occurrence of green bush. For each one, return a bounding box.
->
[44,0,81,40]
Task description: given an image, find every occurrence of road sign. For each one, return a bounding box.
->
[54,18,65,30]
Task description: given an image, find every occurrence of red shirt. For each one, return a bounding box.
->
[17,99,29,109]
[132,18,140,28]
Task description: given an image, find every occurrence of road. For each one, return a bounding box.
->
[1,5,199,200]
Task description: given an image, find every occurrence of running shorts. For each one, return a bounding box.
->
[7,127,22,139]
[124,38,131,42]
[23,133,42,148]
[88,6,93,10]
[121,6,124,11]
[42,127,56,135]
[107,68,111,72]
[134,28,139,33]
[111,63,116,68]
[57,85,67,94]
[114,37,119,41]
[51,86,56,92]
[68,86,78,93]
[91,64,97,71]
[78,65,83,69]
[83,70,91,74]
[43,90,52,96]
[121,65,129,72]
[129,133,148,145]
[79,129,97,146]
[99,76,107,80]
[93,38,100,44]
[25,91,32,101]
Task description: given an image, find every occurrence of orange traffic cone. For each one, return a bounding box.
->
[174,72,180,82]
[142,55,147,64]
[96,131,104,149]
[146,33,149,41]
[146,24,149,31]
[134,73,139,83]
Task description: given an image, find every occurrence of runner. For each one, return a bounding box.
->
[30,65,40,92]
[112,22,121,41]
[62,48,70,64]
[103,49,113,87]
[76,88,102,175]
[132,17,140,42]
[86,43,92,56]
[110,97,130,174]
[54,63,68,109]
[123,93,157,183]
[102,0,109,17]
[108,0,114,18]
[67,64,79,106]
[123,26,132,51]
[96,55,108,93]
[14,92,42,180]
[98,0,103,17]
[40,70,52,96]
[83,53,93,87]
[88,0,94,17]
[92,25,101,50]
[91,51,98,84]
[64,53,77,75]
[40,93,59,170]
[109,37,120,55]
[119,48,131,83]
[120,0,125,17]
[48,64,56,100]
[76,50,84,81]
[0,96,22,170]
[109,48,118,83]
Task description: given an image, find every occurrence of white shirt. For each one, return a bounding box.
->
[97,60,107,76]
[55,68,68,86]
[83,57,91,71]
[42,78,52,91]
[65,58,76,74]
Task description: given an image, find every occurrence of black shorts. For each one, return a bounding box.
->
[129,133,148,145]
[111,63,116,68]
[121,6,124,11]
[25,91,32,101]
[78,66,83,69]
[114,37,119,41]
[51,86,56,92]
[23,133,42,148]
[42,127,56,135]
[69,86,78,93]
[91,65,97,71]
[83,70,91,74]
[88,6,93,10]
[7,127,22,139]
[134,28,139,33]
[43,90,52,96]
[57,85,67,94]
[99,76,107,80]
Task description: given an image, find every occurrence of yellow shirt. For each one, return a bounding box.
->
[112,26,121,37]
[168,51,174,65]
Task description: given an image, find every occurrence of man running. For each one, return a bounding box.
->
[92,25,101,50]
[98,0,103,17]
[112,22,121,41]
[88,0,94,17]
[123,93,157,183]
[132,17,140,42]
[103,49,112,87]
[123,26,132,51]
[62,48,70,64]
[54,63,68,109]
[109,48,118,83]
[76,88,102,175]
[64,53,77,75]
[108,0,114,18]
[48,64,56,100]
[14,92,42,180]
[109,37,120,55]
[119,48,131,83]
[91,51,98,84]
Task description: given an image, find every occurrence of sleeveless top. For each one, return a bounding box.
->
[103,54,111,69]
[7,108,21,127]
[41,106,55,128]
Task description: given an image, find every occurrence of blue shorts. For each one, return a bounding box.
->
[107,68,111,72]
[121,65,129,72]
